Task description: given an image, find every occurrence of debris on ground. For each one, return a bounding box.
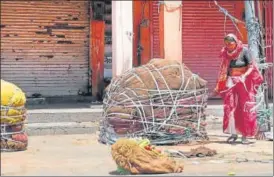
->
[165,146,217,159]
[228,171,236,176]
[236,158,249,163]
[111,138,184,174]
[167,146,217,159]
[165,149,188,158]
[184,146,217,158]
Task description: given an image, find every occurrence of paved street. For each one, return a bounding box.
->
[1,131,273,176]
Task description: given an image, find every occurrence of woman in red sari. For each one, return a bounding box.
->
[214,33,263,144]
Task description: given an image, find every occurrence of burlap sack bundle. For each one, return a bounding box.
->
[111,138,184,174]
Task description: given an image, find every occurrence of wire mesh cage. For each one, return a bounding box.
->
[1,80,28,152]
[1,105,28,152]
[99,59,209,145]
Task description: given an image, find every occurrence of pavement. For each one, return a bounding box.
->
[24,99,273,136]
[1,130,273,176]
[1,99,273,176]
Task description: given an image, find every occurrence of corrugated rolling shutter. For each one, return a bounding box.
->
[104,0,112,79]
[151,1,161,58]
[1,1,90,97]
[181,1,237,94]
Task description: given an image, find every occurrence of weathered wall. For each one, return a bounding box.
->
[112,1,133,77]
[1,1,90,97]
[164,1,182,62]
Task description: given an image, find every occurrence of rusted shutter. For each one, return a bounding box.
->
[104,0,112,79]
[1,1,90,97]
[133,1,152,66]
[150,1,164,58]
[181,1,237,95]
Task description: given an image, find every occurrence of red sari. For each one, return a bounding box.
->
[215,34,263,137]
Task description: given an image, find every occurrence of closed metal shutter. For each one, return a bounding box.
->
[104,0,112,79]
[181,1,237,94]
[1,1,90,97]
[151,1,161,58]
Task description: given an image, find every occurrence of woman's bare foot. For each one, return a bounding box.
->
[241,136,252,144]
[226,134,238,144]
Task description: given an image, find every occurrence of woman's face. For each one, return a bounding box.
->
[225,40,237,52]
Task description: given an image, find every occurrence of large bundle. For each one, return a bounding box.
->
[1,79,28,151]
[99,59,209,145]
[111,138,184,174]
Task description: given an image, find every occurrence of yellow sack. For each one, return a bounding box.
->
[1,108,26,116]
[1,108,26,124]
[1,79,26,107]
[0,115,26,124]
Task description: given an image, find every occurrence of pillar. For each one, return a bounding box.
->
[163,1,182,62]
[112,1,133,77]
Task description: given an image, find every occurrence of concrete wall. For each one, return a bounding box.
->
[112,1,133,77]
[164,1,182,62]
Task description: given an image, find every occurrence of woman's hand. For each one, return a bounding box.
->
[242,64,253,80]
[240,74,247,82]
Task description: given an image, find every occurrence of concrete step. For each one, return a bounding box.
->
[26,96,98,106]
[26,104,221,124]
[24,115,224,136]
[25,119,273,137]
[25,120,224,136]
[26,122,99,136]
[25,105,225,136]
[23,102,273,136]
[27,107,102,123]
[27,104,273,123]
